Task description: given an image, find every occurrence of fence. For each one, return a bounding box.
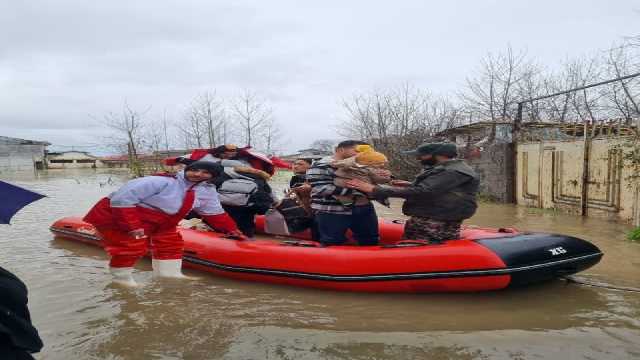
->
[512,72,640,225]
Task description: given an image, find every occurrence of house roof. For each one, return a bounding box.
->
[438,120,638,139]
[47,151,92,156]
[0,136,51,146]
[437,122,512,135]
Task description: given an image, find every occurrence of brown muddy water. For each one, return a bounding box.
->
[1,169,639,360]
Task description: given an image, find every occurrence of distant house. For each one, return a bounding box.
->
[46,151,103,169]
[281,148,331,163]
[0,136,50,171]
[99,150,188,170]
[99,154,130,169]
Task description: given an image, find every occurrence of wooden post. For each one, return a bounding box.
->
[634,186,640,227]
[581,120,591,217]
[511,103,523,204]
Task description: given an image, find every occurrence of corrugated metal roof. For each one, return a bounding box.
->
[0,136,51,146]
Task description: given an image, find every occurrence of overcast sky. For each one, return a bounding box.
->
[1,1,639,154]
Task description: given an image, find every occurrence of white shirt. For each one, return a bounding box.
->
[109,171,224,215]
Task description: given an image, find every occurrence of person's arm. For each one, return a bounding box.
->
[373,170,471,199]
[109,177,170,234]
[201,213,244,236]
[194,186,246,239]
[306,165,356,198]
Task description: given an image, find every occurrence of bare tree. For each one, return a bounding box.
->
[261,118,284,155]
[232,90,272,147]
[177,107,206,149]
[460,46,540,122]
[605,43,640,120]
[175,91,227,150]
[539,73,572,122]
[142,118,166,172]
[341,84,463,178]
[103,102,149,176]
[309,139,338,152]
[193,91,226,147]
[564,57,603,122]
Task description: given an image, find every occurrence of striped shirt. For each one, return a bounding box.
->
[306,156,362,214]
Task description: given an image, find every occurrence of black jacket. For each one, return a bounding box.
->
[373,159,479,221]
[0,266,43,360]
[289,174,306,189]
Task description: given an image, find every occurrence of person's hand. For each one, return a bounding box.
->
[227,230,249,241]
[390,180,412,187]
[345,179,376,193]
[292,183,311,196]
[371,168,392,178]
[128,228,147,239]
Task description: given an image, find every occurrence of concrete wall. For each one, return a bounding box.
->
[517,138,639,224]
[465,143,514,203]
[0,144,47,171]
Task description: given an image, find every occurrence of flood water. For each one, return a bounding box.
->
[1,169,639,360]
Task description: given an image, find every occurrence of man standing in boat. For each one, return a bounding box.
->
[289,158,312,188]
[306,140,380,246]
[346,142,479,244]
[83,161,245,286]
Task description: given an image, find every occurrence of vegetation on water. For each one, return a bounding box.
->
[620,137,640,185]
[476,193,501,203]
[628,227,640,242]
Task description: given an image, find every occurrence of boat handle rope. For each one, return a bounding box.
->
[561,275,640,293]
[280,240,321,247]
[382,240,432,248]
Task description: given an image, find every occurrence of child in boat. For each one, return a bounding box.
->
[331,145,391,206]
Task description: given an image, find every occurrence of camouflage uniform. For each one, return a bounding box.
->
[372,148,480,244]
[402,217,462,243]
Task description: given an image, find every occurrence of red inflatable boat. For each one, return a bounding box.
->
[50,216,602,293]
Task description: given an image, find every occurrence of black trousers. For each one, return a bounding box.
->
[223,205,257,238]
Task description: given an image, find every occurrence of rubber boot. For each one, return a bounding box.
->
[152,259,198,280]
[109,267,138,287]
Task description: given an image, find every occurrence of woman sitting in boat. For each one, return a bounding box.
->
[346,142,479,244]
[83,161,245,286]
[211,163,275,238]
[165,145,277,239]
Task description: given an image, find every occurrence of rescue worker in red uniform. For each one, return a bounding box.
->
[83,161,244,286]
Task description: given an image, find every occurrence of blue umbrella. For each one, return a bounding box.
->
[0,180,45,224]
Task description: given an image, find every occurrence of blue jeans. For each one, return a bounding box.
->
[315,204,379,246]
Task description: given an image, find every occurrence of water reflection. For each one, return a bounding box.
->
[221,325,640,360]
[51,236,639,331]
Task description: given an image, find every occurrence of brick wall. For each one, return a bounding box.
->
[465,143,514,203]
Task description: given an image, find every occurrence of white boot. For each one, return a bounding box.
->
[109,267,138,287]
[152,259,198,280]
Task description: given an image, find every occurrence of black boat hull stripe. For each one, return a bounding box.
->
[50,227,603,282]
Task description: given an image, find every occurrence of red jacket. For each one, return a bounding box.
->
[164,147,276,175]
[84,175,238,234]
